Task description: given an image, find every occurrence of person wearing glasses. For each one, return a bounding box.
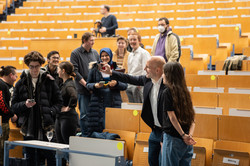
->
[12,51,63,166]
[42,51,63,87]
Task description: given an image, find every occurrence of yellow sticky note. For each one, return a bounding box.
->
[19,60,23,65]
[117,142,123,150]
[180,37,184,42]
[133,110,138,116]
[7,31,11,35]
[211,75,215,81]
[235,26,239,31]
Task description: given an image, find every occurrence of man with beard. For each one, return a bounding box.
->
[151,17,181,62]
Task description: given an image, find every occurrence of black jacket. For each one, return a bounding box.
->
[111,71,166,129]
[42,64,63,88]
[0,79,14,123]
[12,70,63,140]
[58,78,78,118]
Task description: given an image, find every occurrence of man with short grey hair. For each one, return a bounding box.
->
[102,56,166,166]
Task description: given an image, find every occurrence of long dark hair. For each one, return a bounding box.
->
[0,66,16,77]
[59,61,76,77]
[163,62,195,127]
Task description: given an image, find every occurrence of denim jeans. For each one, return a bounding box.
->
[148,128,162,166]
[161,133,193,166]
[78,94,90,136]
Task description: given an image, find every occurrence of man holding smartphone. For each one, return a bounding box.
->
[12,51,63,166]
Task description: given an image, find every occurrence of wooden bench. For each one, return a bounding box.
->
[193,137,214,166]
[186,74,217,88]
[103,129,136,160]
[105,108,140,133]
[193,114,218,140]
[218,75,250,92]
[218,93,250,115]
[133,132,150,166]
[218,115,250,143]
[214,140,250,166]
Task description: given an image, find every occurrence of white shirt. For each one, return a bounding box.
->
[127,46,151,76]
[150,77,162,127]
[32,78,38,93]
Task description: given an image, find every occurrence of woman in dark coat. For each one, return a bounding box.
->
[12,51,63,166]
[85,48,127,137]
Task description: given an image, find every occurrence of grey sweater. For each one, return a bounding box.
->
[70,46,99,95]
[101,14,118,37]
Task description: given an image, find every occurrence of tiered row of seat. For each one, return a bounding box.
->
[2,0,250,165]
[105,107,250,166]
[186,74,250,115]
[0,0,249,74]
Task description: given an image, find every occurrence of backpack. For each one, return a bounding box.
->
[171,33,181,62]
[222,55,247,75]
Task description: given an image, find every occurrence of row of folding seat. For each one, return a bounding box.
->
[22,0,250,8]
[6,12,250,24]
[15,6,250,15]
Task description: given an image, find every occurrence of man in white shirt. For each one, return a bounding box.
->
[127,32,151,103]
[101,56,166,166]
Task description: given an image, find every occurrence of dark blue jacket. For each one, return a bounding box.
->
[85,62,127,136]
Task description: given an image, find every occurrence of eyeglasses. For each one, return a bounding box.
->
[29,65,40,69]
[51,56,60,60]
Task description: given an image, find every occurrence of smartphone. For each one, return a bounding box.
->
[97,63,104,70]
[99,81,105,84]
[28,99,35,103]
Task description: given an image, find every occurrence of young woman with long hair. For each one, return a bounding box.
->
[112,36,130,72]
[161,62,196,166]
[56,61,78,144]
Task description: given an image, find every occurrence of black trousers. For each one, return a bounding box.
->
[55,114,78,144]
[23,136,56,166]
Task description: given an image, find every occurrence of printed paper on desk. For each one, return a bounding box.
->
[223,157,240,165]
[143,147,149,153]
[192,153,196,159]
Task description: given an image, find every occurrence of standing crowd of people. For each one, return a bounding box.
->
[0,12,196,166]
